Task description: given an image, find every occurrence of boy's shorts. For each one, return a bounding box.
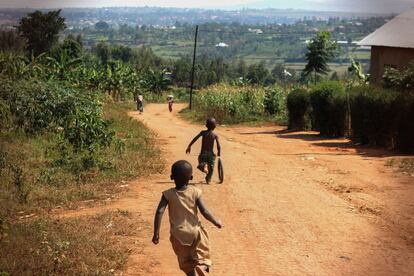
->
[198,151,216,182]
[170,226,212,274]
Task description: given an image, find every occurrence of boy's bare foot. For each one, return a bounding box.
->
[203,163,209,174]
[195,265,210,275]
[197,163,209,174]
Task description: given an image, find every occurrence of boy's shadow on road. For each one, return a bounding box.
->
[240,128,403,158]
[155,181,209,185]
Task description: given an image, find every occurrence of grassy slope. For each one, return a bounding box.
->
[0,102,163,214]
[0,102,163,275]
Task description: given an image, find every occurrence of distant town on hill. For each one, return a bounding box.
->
[0,7,394,28]
[0,7,393,78]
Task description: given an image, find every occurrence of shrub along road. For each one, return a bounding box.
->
[58,103,414,275]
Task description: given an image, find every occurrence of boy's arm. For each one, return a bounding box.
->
[186,132,202,154]
[152,195,168,244]
[216,135,221,157]
[197,197,222,228]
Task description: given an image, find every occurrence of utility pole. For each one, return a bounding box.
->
[189,25,198,110]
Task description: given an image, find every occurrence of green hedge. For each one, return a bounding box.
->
[287,88,312,130]
[397,96,414,152]
[310,81,347,137]
[350,86,398,146]
[350,86,414,152]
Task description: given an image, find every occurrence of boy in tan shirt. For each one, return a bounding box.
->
[152,160,222,276]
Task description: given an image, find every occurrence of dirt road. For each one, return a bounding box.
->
[61,103,414,275]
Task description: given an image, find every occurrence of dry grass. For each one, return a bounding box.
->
[386,158,414,176]
[0,210,145,275]
[0,102,163,275]
[103,101,164,181]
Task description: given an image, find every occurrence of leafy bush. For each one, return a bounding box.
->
[383,62,414,92]
[350,86,414,152]
[1,80,55,132]
[0,79,114,152]
[59,97,114,153]
[310,81,347,137]
[287,88,312,130]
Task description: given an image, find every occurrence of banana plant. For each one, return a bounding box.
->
[0,53,28,80]
[46,49,83,81]
[347,58,368,87]
[98,61,135,100]
[139,68,171,94]
[26,52,47,79]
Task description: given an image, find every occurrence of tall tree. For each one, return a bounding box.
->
[271,63,290,84]
[111,45,133,63]
[93,42,111,66]
[171,57,191,86]
[17,10,66,56]
[95,21,110,31]
[303,31,337,83]
[236,59,247,78]
[246,62,269,84]
[51,35,83,60]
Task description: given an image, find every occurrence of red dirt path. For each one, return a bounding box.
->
[59,103,414,275]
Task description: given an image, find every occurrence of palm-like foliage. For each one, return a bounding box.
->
[46,49,83,80]
[347,58,368,89]
[139,69,171,94]
[99,61,136,100]
[0,52,46,80]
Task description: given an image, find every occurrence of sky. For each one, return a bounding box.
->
[0,0,413,13]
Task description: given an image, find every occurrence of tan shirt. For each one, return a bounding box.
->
[163,185,202,246]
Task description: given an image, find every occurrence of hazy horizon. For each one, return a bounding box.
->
[0,0,413,13]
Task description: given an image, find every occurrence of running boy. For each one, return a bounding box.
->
[152,160,222,276]
[186,118,221,184]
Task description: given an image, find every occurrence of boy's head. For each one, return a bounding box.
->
[171,160,193,186]
[206,118,217,130]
